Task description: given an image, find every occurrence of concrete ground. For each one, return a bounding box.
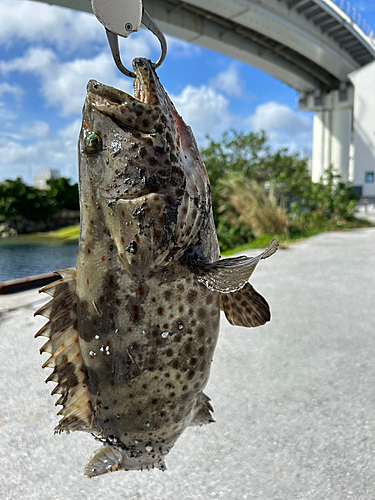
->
[0,227,374,500]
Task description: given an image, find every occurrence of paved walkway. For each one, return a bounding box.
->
[0,227,374,500]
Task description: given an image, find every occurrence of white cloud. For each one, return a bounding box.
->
[246,101,312,153]
[0,119,79,182]
[166,36,202,58]
[0,82,24,100]
[0,101,17,120]
[171,84,235,143]
[21,120,50,139]
[209,64,245,98]
[0,47,137,116]
[0,0,102,53]
[0,0,161,56]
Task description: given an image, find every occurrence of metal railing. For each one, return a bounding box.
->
[334,0,374,42]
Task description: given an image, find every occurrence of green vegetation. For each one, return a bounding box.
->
[201,130,365,252]
[31,224,80,243]
[0,225,80,246]
[1,131,367,252]
[0,177,79,221]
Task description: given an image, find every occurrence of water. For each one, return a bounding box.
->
[0,241,78,282]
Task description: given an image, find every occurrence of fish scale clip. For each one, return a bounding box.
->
[91,0,167,78]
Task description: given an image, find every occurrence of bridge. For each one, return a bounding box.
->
[32,0,375,197]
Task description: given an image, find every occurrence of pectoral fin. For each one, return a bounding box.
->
[220,283,271,327]
[194,239,278,293]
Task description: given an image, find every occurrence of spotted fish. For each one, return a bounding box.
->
[35,58,278,477]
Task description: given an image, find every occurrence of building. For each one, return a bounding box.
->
[33,169,60,190]
[349,61,375,198]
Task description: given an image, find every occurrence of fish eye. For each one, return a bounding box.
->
[84,132,102,155]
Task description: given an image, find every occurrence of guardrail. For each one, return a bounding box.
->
[334,0,374,43]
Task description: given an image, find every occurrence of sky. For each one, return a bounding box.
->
[0,0,374,184]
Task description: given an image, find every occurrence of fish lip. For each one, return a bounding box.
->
[86,63,153,132]
[86,59,151,107]
[86,79,134,106]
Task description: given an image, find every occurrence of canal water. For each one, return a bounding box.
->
[0,241,78,282]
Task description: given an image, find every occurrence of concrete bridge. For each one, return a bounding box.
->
[32,0,375,196]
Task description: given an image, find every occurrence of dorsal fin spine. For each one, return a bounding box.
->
[36,268,95,433]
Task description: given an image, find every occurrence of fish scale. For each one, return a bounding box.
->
[35,57,278,476]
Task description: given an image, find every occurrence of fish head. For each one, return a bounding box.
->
[79,58,213,276]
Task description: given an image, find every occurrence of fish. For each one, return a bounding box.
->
[34,57,278,477]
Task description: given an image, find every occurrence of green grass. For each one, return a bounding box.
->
[1,216,371,250]
[221,218,372,256]
[36,224,80,242]
[0,224,80,246]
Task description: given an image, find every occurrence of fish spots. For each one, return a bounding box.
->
[103,229,107,234]
[99,296,105,304]
[187,290,198,303]
[129,394,134,398]
[197,326,205,337]
[81,262,84,266]
[157,307,163,316]
[198,307,206,320]
[205,294,214,305]
[113,400,117,405]
[86,278,90,285]
[121,210,125,217]
[166,349,174,357]
[101,256,105,261]
[87,249,91,254]
[197,346,206,357]
[163,290,171,301]
[90,220,94,225]
[109,275,115,287]
[121,237,125,244]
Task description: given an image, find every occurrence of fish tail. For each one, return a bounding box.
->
[84,445,167,477]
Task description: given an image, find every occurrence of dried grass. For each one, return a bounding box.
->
[227,179,290,238]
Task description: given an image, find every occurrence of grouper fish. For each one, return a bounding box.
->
[35,57,278,477]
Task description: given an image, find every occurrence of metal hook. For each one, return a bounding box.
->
[105,8,167,79]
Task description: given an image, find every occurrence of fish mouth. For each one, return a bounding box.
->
[86,59,155,131]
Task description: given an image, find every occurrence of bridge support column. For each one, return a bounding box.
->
[299,87,354,183]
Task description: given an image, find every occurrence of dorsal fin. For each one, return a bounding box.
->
[35,269,96,433]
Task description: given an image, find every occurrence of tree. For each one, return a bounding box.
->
[200,130,360,251]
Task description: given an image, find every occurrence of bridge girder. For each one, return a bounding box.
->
[26,0,375,93]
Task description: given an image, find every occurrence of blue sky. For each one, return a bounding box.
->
[0,0,374,184]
